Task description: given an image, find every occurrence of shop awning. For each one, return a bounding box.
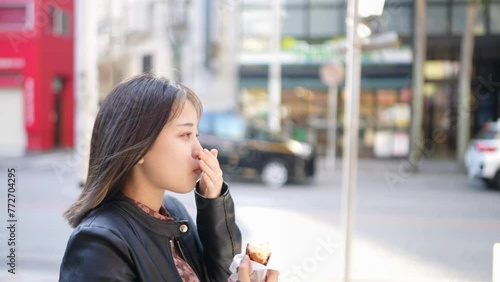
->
[239,77,411,90]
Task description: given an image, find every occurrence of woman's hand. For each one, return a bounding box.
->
[238,255,279,282]
[198,148,223,198]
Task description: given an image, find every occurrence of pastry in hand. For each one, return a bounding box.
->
[245,242,271,266]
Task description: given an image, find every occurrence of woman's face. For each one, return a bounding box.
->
[140,101,203,193]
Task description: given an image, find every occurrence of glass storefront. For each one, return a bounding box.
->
[237,0,500,159]
[421,60,460,158]
[338,88,411,158]
[239,82,412,158]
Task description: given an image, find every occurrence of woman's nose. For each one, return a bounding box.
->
[192,139,203,159]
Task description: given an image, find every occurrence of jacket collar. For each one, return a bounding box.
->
[107,193,191,238]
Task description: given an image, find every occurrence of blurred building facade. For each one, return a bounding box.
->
[237,0,500,158]
[0,0,74,156]
[96,0,238,111]
[96,0,175,101]
[238,0,412,158]
[93,0,500,158]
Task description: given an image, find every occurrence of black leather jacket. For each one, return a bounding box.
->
[59,184,241,282]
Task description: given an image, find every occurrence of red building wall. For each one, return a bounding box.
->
[0,0,74,151]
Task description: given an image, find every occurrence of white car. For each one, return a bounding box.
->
[465,120,500,189]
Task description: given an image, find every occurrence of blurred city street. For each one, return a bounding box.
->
[0,151,498,282]
[1,0,500,281]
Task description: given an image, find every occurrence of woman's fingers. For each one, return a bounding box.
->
[201,173,215,190]
[265,269,280,282]
[199,148,219,168]
[199,159,215,178]
[198,148,223,198]
[210,148,218,158]
[199,160,222,187]
[238,254,278,282]
[200,150,221,174]
[237,255,252,282]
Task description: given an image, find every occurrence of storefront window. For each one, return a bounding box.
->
[283,7,306,37]
[491,4,500,34]
[359,90,376,157]
[373,89,411,157]
[0,3,31,30]
[242,0,349,42]
[310,0,344,3]
[310,8,344,36]
[426,5,447,35]
[241,9,272,53]
[382,4,412,36]
[424,61,459,80]
[241,10,272,37]
[338,88,411,158]
[452,4,486,35]
[241,0,270,6]
[422,82,454,154]
[286,0,308,4]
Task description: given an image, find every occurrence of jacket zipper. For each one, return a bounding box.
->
[169,238,175,255]
[169,238,186,282]
[175,238,202,280]
[173,238,186,261]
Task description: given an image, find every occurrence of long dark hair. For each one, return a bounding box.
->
[65,73,203,228]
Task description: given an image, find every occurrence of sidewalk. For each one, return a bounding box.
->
[0,150,486,282]
[0,149,77,170]
[315,155,465,183]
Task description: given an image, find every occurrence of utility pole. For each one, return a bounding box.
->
[215,0,239,111]
[457,1,477,166]
[409,0,427,172]
[320,63,344,171]
[341,0,361,281]
[76,0,99,187]
[268,0,282,133]
[168,0,190,82]
[327,82,339,170]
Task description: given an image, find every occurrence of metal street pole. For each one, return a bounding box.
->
[341,0,361,281]
[268,0,281,133]
[215,0,239,110]
[457,1,477,165]
[76,0,99,187]
[321,63,344,171]
[327,83,339,170]
[409,0,427,172]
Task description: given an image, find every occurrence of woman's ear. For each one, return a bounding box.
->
[137,158,145,165]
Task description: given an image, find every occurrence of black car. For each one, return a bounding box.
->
[198,112,316,187]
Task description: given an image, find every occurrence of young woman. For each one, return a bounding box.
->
[59,73,243,281]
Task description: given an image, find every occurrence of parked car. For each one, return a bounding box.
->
[198,111,316,187]
[465,119,500,189]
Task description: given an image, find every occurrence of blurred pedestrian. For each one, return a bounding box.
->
[59,73,242,281]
